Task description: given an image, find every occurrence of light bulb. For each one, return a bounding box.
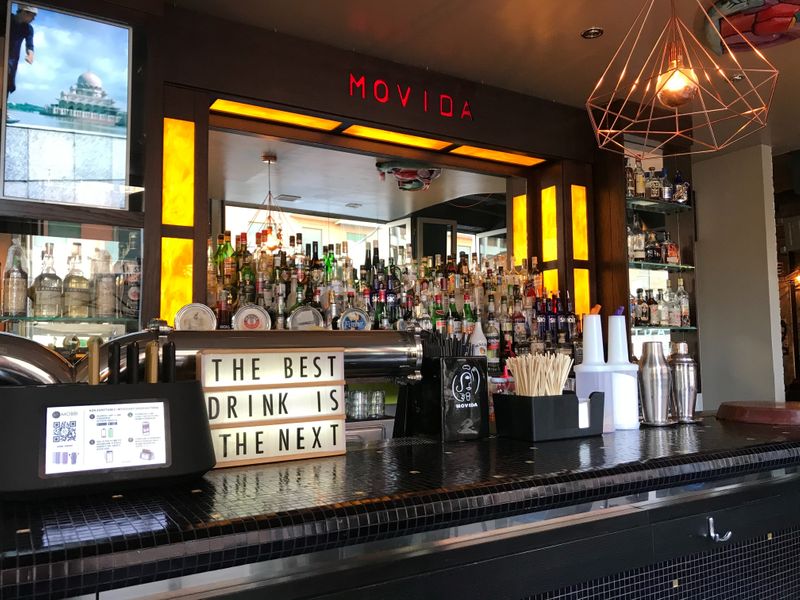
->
[264,225,280,252]
[656,58,699,109]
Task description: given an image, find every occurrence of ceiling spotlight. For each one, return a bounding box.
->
[345,202,363,208]
[730,73,745,82]
[581,26,604,39]
[261,152,277,164]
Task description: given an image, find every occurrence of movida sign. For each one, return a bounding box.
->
[348,72,473,121]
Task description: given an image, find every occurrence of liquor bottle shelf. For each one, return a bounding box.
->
[628,261,695,272]
[0,315,137,325]
[626,197,693,214]
[631,326,698,335]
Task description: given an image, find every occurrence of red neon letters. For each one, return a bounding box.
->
[349,73,473,120]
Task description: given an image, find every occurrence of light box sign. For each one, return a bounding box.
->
[197,348,345,468]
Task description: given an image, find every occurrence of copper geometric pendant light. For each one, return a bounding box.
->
[586,0,779,160]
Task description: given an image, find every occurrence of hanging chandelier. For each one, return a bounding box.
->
[254,152,283,252]
[586,0,779,160]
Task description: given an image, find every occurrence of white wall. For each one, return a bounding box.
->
[693,144,784,409]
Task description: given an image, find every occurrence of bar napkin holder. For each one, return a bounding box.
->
[401,356,490,442]
[494,392,605,442]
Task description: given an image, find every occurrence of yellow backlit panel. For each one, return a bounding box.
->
[543,268,559,296]
[571,185,589,261]
[342,125,451,150]
[512,193,527,267]
[541,185,558,262]
[161,237,193,326]
[574,268,591,318]
[162,118,195,227]
[450,145,545,167]
[210,99,341,131]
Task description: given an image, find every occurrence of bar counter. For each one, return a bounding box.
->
[5,416,800,599]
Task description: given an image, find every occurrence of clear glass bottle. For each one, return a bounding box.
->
[676,277,690,327]
[634,158,646,197]
[206,236,218,308]
[3,236,28,317]
[63,243,91,318]
[93,249,116,318]
[625,158,635,197]
[655,289,667,326]
[635,288,649,326]
[673,170,690,204]
[660,169,673,202]
[31,242,61,318]
[667,281,681,327]
[632,214,646,261]
[647,166,662,199]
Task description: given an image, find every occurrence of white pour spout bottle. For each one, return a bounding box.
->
[574,314,615,433]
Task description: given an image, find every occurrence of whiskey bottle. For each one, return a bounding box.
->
[634,158,646,197]
[625,157,635,197]
[31,242,61,318]
[660,169,673,202]
[676,277,691,327]
[673,170,690,204]
[647,167,662,199]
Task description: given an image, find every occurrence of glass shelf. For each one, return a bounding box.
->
[626,197,693,214]
[631,326,698,335]
[629,261,695,272]
[0,315,137,325]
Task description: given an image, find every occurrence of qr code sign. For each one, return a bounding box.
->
[53,421,77,443]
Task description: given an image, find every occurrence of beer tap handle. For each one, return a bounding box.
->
[87,336,102,385]
[144,341,159,384]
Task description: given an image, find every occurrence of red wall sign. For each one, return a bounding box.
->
[348,72,473,121]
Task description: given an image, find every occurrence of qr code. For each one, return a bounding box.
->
[52,421,77,443]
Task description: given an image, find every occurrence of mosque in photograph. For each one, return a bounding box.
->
[42,71,127,126]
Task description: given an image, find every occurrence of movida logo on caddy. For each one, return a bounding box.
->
[348,72,474,121]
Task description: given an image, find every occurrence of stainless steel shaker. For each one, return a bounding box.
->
[669,342,698,423]
[639,341,673,425]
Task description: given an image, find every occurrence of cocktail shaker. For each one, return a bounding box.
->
[639,341,673,426]
[669,342,698,423]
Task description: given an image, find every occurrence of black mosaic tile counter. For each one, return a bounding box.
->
[3,417,800,599]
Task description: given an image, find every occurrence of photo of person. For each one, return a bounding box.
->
[3,3,131,208]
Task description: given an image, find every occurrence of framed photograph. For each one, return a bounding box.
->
[2,3,132,209]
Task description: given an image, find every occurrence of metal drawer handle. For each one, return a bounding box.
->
[707,517,732,543]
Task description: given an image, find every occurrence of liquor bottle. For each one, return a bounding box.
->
[462,293,476,336]
[631,214,646,261]
[536,297,548,341]
[511,298,528,354]
[274,286,286,330]
[661,231,680,265]
[238,269,256,306]
[310,241,323,286]
[446,293,462,338]
[217,289,232,329]
[206,237,218,307]
[530,256,543,297]
[325,290,339,330]
[374,289,389,330]
[660,169,673,202]
[647,167,662,199]
[667,281,681,327]
[555,293,568,337]
[417,295,433,331]
[29,242,61,318]
[470,313,488,358]
[565,291,578,341]
[431,294,446,335]
[214,233,225,281]
[221,231,238,309]
[645,231,661,263]
[635,288,649,326]
[655,289,667,326]
[485,311,501,376]
[119,232,141,318]
[93,249,116,318]
[676,277,690,327]
[646,289,658,325]
[625,157,635,197]
[634,158,646,197]
[548,295,559,346]
[500,296,514,363]
[673,170,690,204]
[63,243,91,318]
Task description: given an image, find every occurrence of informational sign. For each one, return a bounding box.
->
[197,348,346,467]
[43,401,168,476]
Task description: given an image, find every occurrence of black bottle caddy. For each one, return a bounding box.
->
[0,339,215,497]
